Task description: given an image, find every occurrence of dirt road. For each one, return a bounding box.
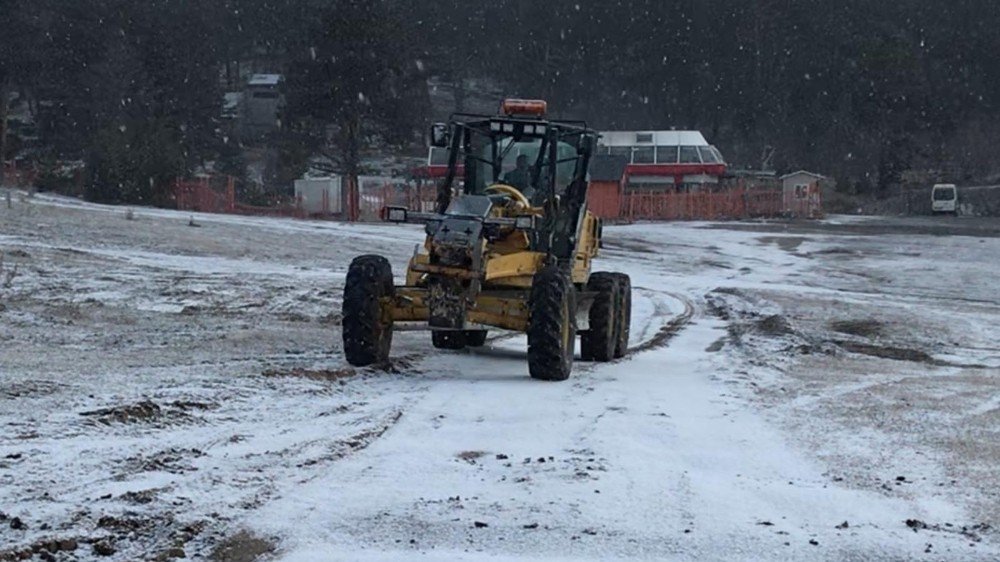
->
[1,195,997,561]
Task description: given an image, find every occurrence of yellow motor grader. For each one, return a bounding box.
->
[342,99,631,381]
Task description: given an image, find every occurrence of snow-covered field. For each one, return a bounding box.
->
[1,193,998,561]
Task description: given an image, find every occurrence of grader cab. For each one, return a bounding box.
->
[342,99,631,381]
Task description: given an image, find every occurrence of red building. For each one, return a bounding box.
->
[597,130,726,192]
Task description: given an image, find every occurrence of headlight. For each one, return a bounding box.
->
[385,206,408,222]
[514,215,536,230]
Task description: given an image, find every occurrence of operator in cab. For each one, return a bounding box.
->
[503,154,535,202]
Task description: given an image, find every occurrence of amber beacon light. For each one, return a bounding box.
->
[500,98,548,117]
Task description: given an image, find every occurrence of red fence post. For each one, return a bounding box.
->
[227,176,236,212]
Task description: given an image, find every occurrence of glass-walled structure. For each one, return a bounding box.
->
[597,131,727,191]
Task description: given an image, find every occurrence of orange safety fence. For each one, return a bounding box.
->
[358,183,438,220]
[2,161,38,188]
[174,176,236,213]
[170,176,823,223]
[233,199,305,218]
[620,185,822,221]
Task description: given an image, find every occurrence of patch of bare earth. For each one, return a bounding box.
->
[210,530,276,562]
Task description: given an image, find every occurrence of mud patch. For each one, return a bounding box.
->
[836,341,939,364]
[456,450,488,463]
[80,400,169,425]
[705,288,743,320]
[756,314,793,336]
[97,513,160,533]
[811,247,859,257]
[699,259,732,269]
[830,319,884,338]
[170,400,216,412]
[0,537,80,561]
[603,238,656,254]
[261,367,356,382]
[905,519,991,543]
[297,410,403,468]
[834,341,990,368]
[78,399,210,427]
[275,311,312,323]
[705,337,727,352]
[1,380,65,399]
[122,448,206,476]
[758,236,806,253]
[210,530,275,562]
[318,311,342,325]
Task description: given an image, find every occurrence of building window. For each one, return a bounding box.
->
[679,146,701,163]
[429,147,449,165]
[632,146,654,164]
[636,132,653,143]
[609,146,631,161]
[698,146,720,164]
[710,146,725,163]
[656,146,678,163]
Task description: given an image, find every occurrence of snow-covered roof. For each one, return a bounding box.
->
[780,170,827,180]
[599,131,709,147]
[248,74,282,87]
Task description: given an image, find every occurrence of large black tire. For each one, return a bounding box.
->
[464,330,488,347]
[527,265,576,381]
[611,273,632,358]
[342,255,394,366]
[432,331,466,350]
[580,272,618,362]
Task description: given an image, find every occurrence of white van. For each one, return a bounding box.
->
[931,183,957,214]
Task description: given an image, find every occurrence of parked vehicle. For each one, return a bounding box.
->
[931,183,957,214]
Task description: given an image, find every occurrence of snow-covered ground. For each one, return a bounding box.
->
[1,193,997,561]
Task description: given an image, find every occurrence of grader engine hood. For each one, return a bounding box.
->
[425,195,493,328]
[430,217,484,267]
[428,195,492,268]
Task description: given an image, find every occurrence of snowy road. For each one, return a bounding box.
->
[1,194,997,561]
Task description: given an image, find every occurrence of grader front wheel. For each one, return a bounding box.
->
[527,265,576,381]
[342,255,394,366]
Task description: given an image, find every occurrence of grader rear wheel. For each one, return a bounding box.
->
[611,273,632,358]
[342,255,395,366]
[581,272,618,362]
[527,265,576,381]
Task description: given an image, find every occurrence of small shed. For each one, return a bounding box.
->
[779,170,828,217]
[780,170,828,190]
[587,155,629,219]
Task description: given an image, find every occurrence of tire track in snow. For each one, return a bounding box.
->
[624,288,696,355]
